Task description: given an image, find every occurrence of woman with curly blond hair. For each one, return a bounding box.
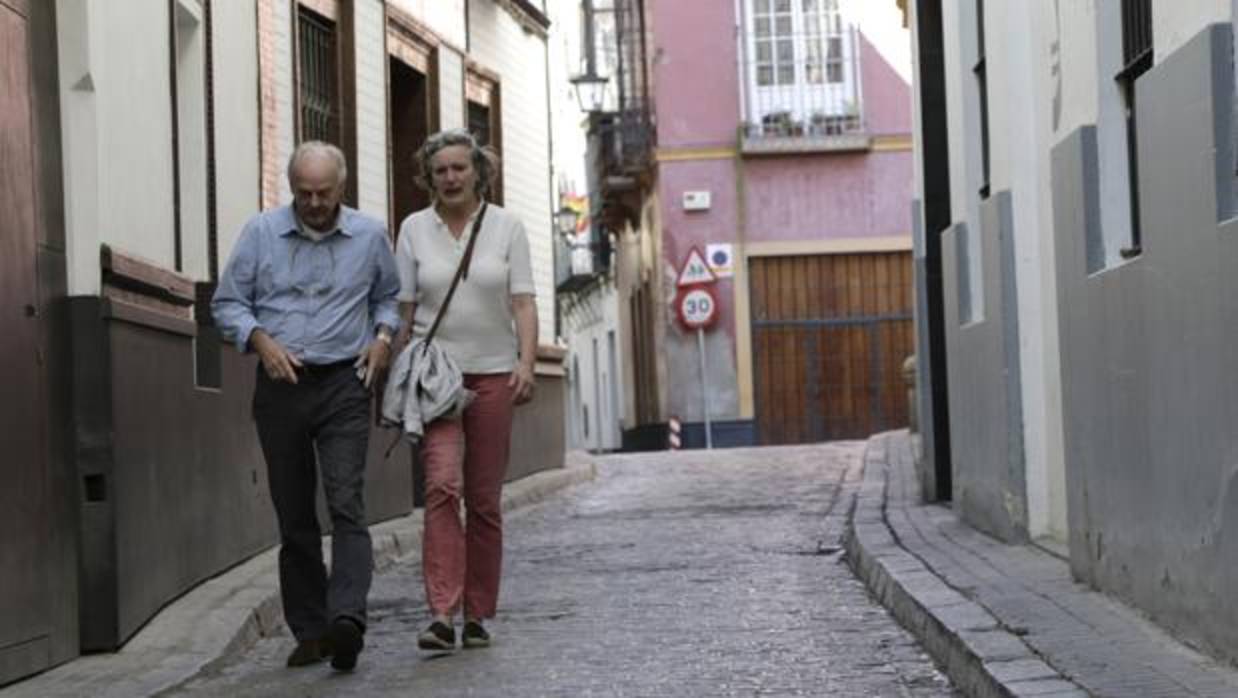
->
[393,129,537,651]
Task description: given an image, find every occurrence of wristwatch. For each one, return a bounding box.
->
[376,324,394,345]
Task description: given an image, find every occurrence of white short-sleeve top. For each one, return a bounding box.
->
[395,203,535,373]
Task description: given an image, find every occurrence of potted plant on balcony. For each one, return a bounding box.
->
[761,110,801,137]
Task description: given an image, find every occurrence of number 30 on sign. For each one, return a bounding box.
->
[677,286,718,330]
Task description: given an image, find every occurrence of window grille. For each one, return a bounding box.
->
[468,101,491,150]
[1116,0,1151,256]
[297,7,339,144]
[1120,0,1152,76]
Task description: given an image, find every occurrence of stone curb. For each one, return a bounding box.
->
[845,434,1085,698]
[3,461,598,698]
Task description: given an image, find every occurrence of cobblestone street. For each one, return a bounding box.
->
[167,444,957,697]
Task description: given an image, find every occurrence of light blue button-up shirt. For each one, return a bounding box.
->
[212,205,401,364]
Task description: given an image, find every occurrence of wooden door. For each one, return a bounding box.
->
[388,56,430,232]
[0,0,52,684]
[750,252,914,444]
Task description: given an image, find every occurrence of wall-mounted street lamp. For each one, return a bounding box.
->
[555,205,580,243]
[569,0,610,113]
[570,72,610,114]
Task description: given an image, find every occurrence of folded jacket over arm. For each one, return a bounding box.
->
[381,339,475,443]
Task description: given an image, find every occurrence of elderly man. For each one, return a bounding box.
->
[212,141,400,671]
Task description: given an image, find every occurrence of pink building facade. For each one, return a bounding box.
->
[571,0,915,449]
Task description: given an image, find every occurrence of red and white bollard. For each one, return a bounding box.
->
[667,416,682,450]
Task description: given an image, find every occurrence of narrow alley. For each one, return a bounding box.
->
[166,444,957,697]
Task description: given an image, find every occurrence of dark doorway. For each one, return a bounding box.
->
[389,56,430,233]
[915,0,953,500]
[0,1,53,684]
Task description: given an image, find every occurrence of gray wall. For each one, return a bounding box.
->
[72,299,416,650]
[507,371,567,482]
[941,191,1027,542]
[1051,24,1238,663]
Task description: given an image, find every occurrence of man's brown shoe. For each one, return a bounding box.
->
[286,638,332,667]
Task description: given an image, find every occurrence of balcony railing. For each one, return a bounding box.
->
[555,224,613,294]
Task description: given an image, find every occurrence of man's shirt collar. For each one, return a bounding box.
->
[277,205,356,238]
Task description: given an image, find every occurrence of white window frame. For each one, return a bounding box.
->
[743,0,858,131]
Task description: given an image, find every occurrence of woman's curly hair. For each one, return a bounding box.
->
[414,129,501,200]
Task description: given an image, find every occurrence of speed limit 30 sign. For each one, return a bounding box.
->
[677,285,718,330]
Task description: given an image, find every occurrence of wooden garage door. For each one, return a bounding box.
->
[750,252,915,444]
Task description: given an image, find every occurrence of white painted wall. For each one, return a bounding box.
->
[1052,0,1100,139]
[467,1,555,345]
[563,284,624,451]
[212,0,262,263]
[940,0,983,321]
[58,0,178,294]
[437,48,465,131]
[1154,0,1231,60]
[390,0,467,48]
[917,0,1238,541]
[1029,0,1068,542]
[355,0,390,224]
[98,0,178,271]
[985,0,1067,541]
[176,0,210,282]
[56,0,104,295]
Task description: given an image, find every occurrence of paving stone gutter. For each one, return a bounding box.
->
[845,434,1078,698]
[847,431,1238,698]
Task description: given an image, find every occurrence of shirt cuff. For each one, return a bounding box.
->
[236,319,262,354]
[372,307,402,336]
[510,283,536,295]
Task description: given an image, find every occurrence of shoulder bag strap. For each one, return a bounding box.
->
[423,202,487,348]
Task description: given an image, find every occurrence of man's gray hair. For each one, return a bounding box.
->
[287,140,348,186]
[414,129,500,198]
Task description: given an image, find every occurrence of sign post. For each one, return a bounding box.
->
[676,249,719,449]
[696,327,712,449]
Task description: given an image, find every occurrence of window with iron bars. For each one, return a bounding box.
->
[742,0,862,139]
[1116,0,1151,257]
[297,6,340,146]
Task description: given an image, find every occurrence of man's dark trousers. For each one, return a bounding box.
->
[253,361,372,641]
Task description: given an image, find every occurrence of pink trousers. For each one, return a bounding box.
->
[420,373,514,619]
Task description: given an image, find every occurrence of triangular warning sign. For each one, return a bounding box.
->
[677,248,717,287]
